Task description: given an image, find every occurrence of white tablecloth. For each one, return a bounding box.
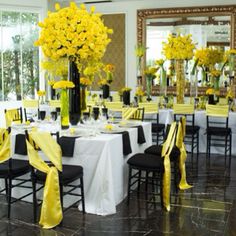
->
[9,122,152,215]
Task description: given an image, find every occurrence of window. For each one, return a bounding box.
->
[0,10,39,101]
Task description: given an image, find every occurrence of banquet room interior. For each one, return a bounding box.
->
[1,0,236,235]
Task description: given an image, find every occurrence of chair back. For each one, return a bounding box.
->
[0,127,11,164]
[22,100,39,122]
[122,107,145,121]
[173,103,195,127]
[105,101,123,112]
[139,102,158,114]
[5,107,23,127]
[206,104,229,129]
[49,100,61,108]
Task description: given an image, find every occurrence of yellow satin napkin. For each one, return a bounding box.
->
[0,128,11,164]
[26,131,63,229]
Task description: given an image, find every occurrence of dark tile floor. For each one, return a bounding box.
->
[0,154,236,236]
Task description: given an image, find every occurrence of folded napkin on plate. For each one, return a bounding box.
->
[15,134,27,155]
[135,125,146,144]
[58,136,79,157]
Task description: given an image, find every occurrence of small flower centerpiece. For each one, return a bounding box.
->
[37,90,46,104]
[144,66,158,101]
[135,86,145,103]
[206,87,217,105]
[53,80,75,129]
[162,34,195,103]
[121,87,132,106]
[98,63,115,99]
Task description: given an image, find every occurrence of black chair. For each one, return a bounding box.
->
[139,102,165,145]
[173,103,199,164]
[123,107,145,121]
[25,131,85,223]
[144,122,181,191]
[0,128,31,218]
[205,104,232,163]
[22,100,39,122]
[4,107,23,127]
[127,122,178,208]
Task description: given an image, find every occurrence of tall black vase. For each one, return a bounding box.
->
[69,60,81,125]
[102,85,110,99]
[208,94,215,105]
[123,91,130,106]
[50,87,56,100]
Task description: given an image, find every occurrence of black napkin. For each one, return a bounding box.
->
[15,134,27,155]
[121,131,132,155]
[134,126,146,144]
[58,136,79,157]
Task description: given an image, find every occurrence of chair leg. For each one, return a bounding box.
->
[5,178,8,197]
[80,177,85,214]
[7,178,12,219]
[145,171,149,200]
[127,167,132,205]
[32,179,37,223]
[137,170,141,197]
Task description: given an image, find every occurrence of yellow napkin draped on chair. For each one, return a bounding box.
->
[5,109,22,128]
[161,122,177,211]
[206,104,229,117]
[122,107,138,120]
[26,131,63,229]
[0,128,11,164]
[175,117,192,190]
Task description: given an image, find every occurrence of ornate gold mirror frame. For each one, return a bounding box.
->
[137,5,236,96]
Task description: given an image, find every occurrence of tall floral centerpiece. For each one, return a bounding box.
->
[144,66,157,101]
[155,59,167,96]
[53,80,75,129]
[162,34,195,104]
[35,2,113,124]
[122,87,132,105]
[194,48,224,86]
[135,44,146,85]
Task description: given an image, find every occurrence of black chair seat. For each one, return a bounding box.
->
[127,153,163,171]
[152,123,165,132]
[35,165,83,184]
[206,127,231,136]
[186,125,200,134]
[144,145,180,161]
[0,160,30,178]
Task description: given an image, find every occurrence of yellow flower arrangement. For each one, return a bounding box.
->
[226,88,234,101]
[37,90,46,96]
[98,78,108,86]
[209,69,221,78]
[206,88,215,95]
[48,80,56,86]
[53,80,75,89]
[162,34,195,60]
[103,63,115,84]
[35,2,113,71]
[80,77,92,87]
[135,44,146,58]
[194,48,224,68]
[121,87,132,92]
[144,66,158,78]
[155,59,165,67]
[135,87,145,97]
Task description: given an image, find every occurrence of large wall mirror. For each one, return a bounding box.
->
[137,5,236,95]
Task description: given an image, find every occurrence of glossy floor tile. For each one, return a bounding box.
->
[0,154,236,235]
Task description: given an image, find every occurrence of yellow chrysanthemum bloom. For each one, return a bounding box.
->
[80,77,92,86]
[135,44,146,58]
[53,80,75,89]
[206,88,215,95]
[155,59,165,67]
[121,87,132,92]
[37,90,46,96]
[48,80,56,86]
[210,69,221,78]
[135,87,145,97]
[144,66,158,77]
[98,78,108,86]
